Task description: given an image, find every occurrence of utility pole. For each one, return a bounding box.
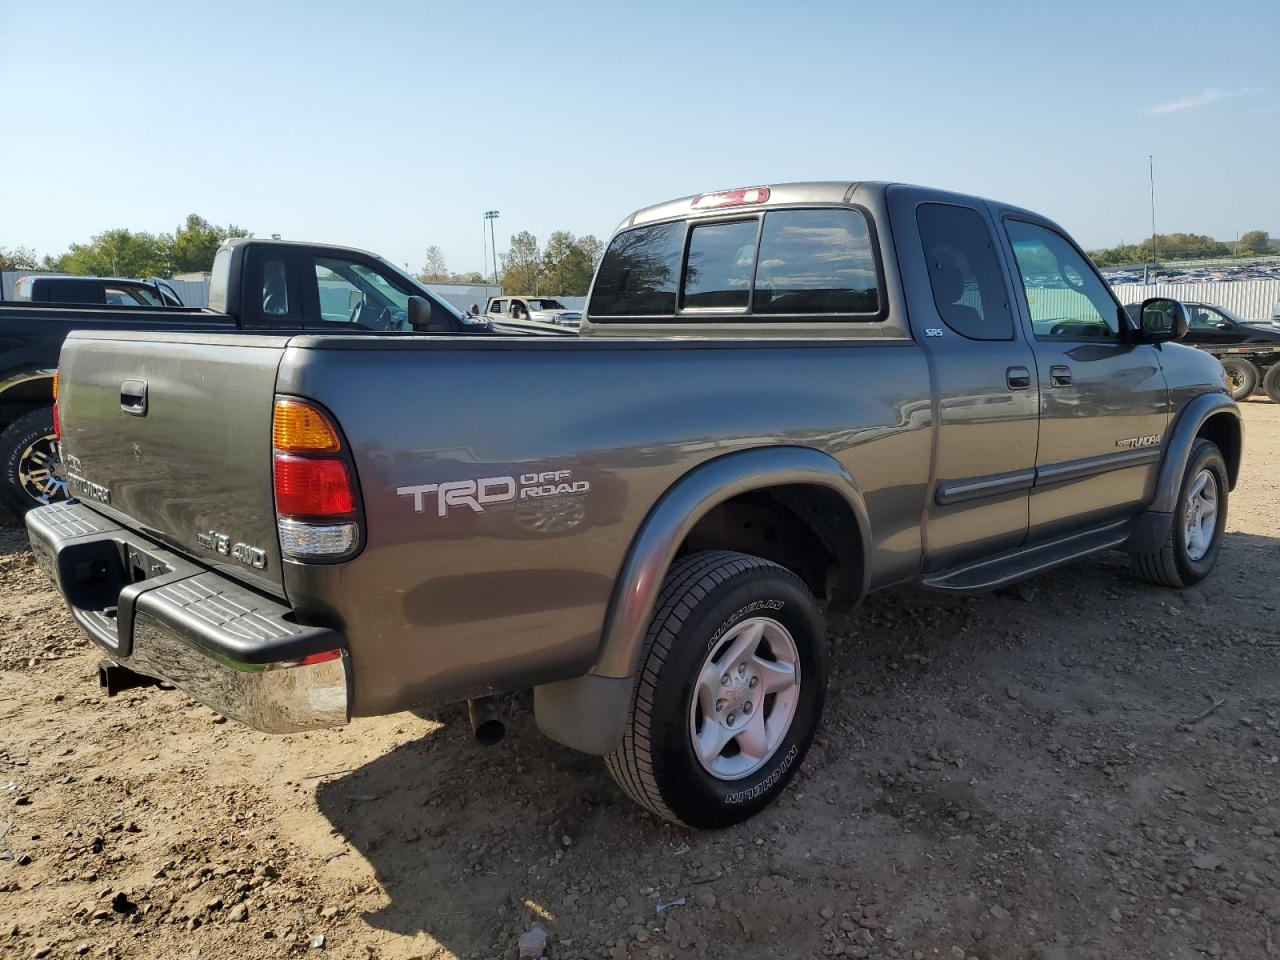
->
[484,210,500,285]
[1148,155,1157,269]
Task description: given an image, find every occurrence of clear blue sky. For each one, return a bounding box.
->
[2,0,1277,274]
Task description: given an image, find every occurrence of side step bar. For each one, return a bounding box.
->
[921,519,1131,593]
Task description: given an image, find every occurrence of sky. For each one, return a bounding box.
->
[2,0,1278,275]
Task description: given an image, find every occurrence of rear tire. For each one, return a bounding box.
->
[1131,439,1227,588]
[1221,358,1259,401]
[0,408,65,517]
[1263,363,1280,404]
[604,551,827,828]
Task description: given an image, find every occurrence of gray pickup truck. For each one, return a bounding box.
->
[28,182,1241,828]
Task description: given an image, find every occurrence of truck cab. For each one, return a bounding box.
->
[485,295,581,326]
[12,275,184,307]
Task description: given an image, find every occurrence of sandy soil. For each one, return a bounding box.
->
[2,400,1278,960]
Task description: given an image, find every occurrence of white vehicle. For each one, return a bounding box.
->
[485,296,582,326]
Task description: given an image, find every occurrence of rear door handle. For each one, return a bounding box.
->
[120,379,148,416]
[1050,365,1073,386]
[1006,366,1032,390]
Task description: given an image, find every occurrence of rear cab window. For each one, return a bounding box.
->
[589,207,882,322]
[916,203,1013,341]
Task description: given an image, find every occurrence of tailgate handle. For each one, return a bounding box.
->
[120,379,148,416]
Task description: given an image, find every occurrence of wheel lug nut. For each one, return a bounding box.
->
[749,676,759,688]
[744,701,753,714]
[738,663,746,676]
[716,698,725,712]
[727,714,736,726]
[721,674,730,686]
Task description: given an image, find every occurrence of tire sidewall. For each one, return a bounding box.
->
[0,409,58,516]
[1264,363,1280,405]
[648,566,827,827]
[1221,359,1258,401]
[1173,443,1228,584]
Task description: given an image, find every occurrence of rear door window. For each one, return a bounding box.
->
[752,209,880,315]
[681,219,758,310]
[589,221,685,316]
[916,203,1013,340]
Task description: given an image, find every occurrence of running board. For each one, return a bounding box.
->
[920,520,1131,593]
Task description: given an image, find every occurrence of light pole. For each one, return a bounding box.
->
[484,210,500,285]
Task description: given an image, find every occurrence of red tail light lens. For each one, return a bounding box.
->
[273,455,354,516]
[52,403,60,439]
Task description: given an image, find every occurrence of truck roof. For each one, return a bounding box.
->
[219,236,384,261]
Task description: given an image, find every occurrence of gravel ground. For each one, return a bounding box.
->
[2,400,1278,960]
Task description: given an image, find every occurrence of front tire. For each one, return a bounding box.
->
[605,551,827,828]
[1221,358,1259,401]
[0,408,65,517]
[1131,439,1228,588]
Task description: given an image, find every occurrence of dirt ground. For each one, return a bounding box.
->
[2,401,1278,960]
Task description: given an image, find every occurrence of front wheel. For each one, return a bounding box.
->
[605,551,827,828]
[1131,439,1228,588]
[0,408,66,517]
[1221,358,1259,401]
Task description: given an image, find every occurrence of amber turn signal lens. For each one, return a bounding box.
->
[273,398,341,453]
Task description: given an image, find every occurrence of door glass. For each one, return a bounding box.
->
[753,209,879,315]
[104,284,159,306]
[916,203,1013,340]
[1005,220,1119,340]
[314,256,411,330]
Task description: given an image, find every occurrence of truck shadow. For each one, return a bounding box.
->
[313,529,1278,957]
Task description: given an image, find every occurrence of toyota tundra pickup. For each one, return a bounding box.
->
[28,182,1242,828]
[0,238,493,515]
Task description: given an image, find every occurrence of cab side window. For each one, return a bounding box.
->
[1189,305,1222,330]
[262,259,291,317]
[312,256,411,330]
[1006,220,1119,340]
[916,203,1013,340]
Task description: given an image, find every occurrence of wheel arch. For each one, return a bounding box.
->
[0,368,56,429]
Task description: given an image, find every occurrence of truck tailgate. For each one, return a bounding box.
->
[57,331,292,598]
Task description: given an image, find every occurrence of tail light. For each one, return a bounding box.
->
[51,371,60,439]
[272,398,359,559]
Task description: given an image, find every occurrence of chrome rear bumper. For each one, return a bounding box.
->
[26,501,349,733]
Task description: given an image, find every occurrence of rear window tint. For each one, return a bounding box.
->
[916,203,1013,340]
[682,219,758,310]
[753,209,879,315]
[589,221,684,316]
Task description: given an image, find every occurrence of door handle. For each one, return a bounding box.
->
[1050,365,1073,386]
[120,379,148,416]
[1006,366,1032,390]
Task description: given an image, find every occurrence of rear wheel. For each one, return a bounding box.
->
[1131,439,1227,588]
[605,551,827,828]
[1221,358,1259,401]
[1263,363,1280,404]
[0,408,65,517]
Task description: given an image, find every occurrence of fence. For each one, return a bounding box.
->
[1111,280,1280,320]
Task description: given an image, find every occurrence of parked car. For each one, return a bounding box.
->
[11,274,185,307]
[30,181,1241,828]
[0,238,498,515]
[485,295,582,326]
[1122,300,1280,402]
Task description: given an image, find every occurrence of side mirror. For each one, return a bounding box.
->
[1137,297,1188,343]
[408,295,450,332]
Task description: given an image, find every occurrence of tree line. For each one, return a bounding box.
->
[1088,230,1275,266]
[0,215,249,277]
[417,230,604,296]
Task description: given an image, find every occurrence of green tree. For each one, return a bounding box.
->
[500,231,542,293]
[53,229,170,277]
[169,214,249,273]
[0,245,38,270]
[416,245,449,283]
[1239,230,1271,256]
[537,232,605,295]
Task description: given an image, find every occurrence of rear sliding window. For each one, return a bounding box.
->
[589,208,880,319]
[589,222,684,316]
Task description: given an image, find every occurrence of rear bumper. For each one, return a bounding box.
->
[25,501,350,733]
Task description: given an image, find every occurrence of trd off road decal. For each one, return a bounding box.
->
[398,469,590,517]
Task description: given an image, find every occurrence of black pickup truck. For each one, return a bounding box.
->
[0,238,491,515]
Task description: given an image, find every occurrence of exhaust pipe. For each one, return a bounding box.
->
[98,660,159,697]
[467,696,505,746]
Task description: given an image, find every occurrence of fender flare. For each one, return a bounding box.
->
[592,445,871,680]
[0,368,56,402]
[534,445,871,755]
[1127,392,1242,552]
